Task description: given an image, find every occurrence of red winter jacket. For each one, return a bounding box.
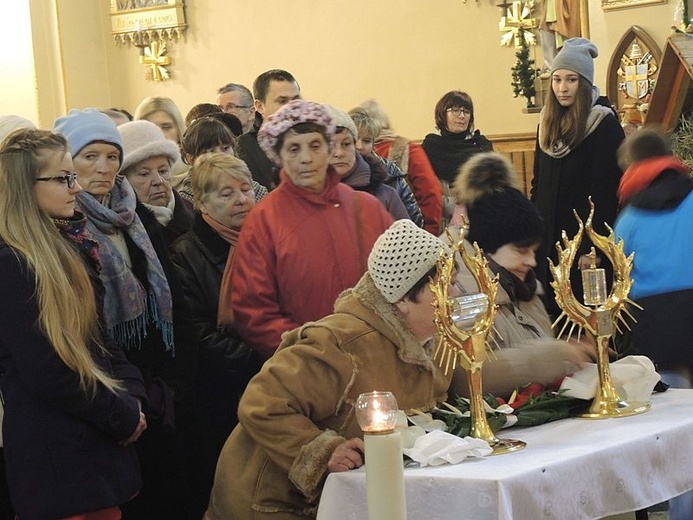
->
[228,169,393,359]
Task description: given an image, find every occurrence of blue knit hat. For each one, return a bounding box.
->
[551,38,598,85]
[53,108,124,168]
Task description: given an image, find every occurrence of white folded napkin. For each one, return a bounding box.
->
[559,355,660,402]
[402,430,492,466]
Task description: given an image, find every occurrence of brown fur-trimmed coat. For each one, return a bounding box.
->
[205,273,452,519]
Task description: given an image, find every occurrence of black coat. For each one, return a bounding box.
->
[170,213,261,517]
[0,242,144,519]
[531,111,624,318]
[236,130,279,191]
[124,198,198,519]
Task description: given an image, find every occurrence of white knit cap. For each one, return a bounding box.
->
[0,115,36,146]
[118,120,180,173]
[323,104,358,140]
[368,219,450,303]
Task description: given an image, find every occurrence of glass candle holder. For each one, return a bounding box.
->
[355,391,399,433]
[582,267,607,307]
[450,293,489,329]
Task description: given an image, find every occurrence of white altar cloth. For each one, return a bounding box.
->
[317,389,693,520]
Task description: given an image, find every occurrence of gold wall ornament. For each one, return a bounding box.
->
[140,41,171,81]
[499,0,538,48]
[549,199,649,419]
[431,227,525,454]
[110,1,187,82]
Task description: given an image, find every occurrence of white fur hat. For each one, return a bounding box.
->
[368,219,450,303]
[118,120,180,173]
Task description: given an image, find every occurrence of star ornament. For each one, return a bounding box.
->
[140,40,171,81]
[499,0,538,48]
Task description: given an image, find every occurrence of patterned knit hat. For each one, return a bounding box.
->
[118,120,181,173]
[322,104,358,140]
[453,152,543,253]
[551,38,598,85]
[53,108,124,168]
[368,219,450,303]
[257,99,336,167]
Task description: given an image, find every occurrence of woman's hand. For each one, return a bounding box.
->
[327,438,365,473]
[122,400,147,446]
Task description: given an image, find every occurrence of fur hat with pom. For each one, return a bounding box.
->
[452,152,544,253]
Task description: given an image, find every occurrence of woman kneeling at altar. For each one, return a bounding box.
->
[205,220,457,520]
[446,152,596,398]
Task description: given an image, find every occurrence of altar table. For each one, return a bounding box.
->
[317,389,693,520]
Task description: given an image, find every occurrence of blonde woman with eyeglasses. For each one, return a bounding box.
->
[422,90,494,225]
[0,128,147,519]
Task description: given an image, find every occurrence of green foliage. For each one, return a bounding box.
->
[511,28,539,108]
[433,390,589,438]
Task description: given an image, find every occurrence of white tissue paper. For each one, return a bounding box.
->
[402,430,492,466]
[559,355,660,402]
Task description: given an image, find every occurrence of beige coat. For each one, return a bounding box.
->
[205,274,452,520]
[449,238,582,398]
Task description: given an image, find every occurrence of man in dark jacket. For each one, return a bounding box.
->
[236,69,300,191]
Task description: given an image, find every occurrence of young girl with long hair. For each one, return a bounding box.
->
[0,129,146,519]
[531,38,625,318]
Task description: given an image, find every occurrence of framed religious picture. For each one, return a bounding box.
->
[606,26,662,134]
[602,0,666,10]
[109,0,186,43]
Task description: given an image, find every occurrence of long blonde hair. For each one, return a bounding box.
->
[540,76,593,152]
[0,129,122,396]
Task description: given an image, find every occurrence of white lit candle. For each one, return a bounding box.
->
[355,392,407,520]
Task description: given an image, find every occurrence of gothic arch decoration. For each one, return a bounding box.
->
[606,26,662,131]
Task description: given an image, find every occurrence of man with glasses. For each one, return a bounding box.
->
[216,83,256,135]
[235,69,301,191]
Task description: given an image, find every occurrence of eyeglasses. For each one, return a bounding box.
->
[219,103,252,112]
[446,107,472,117]
[36,172,78,189]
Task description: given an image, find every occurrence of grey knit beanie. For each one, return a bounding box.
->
[118,120,180,173]
[323,104,358,140]
[368,219,450,303]
[551,38,598,85]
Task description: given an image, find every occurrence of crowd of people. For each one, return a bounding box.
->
[0,36,691,520]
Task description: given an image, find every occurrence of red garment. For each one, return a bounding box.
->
[618,156,689,204]
[60,507,121,520]
[374,140,442,234]
[227,169,393,358]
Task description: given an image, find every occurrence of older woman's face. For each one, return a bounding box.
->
[200,174,255,230]
[126,155,172,207]
[330,130,357,178]
[279,131,329,193]
[73,143,121,202]
[146,110,179,143]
